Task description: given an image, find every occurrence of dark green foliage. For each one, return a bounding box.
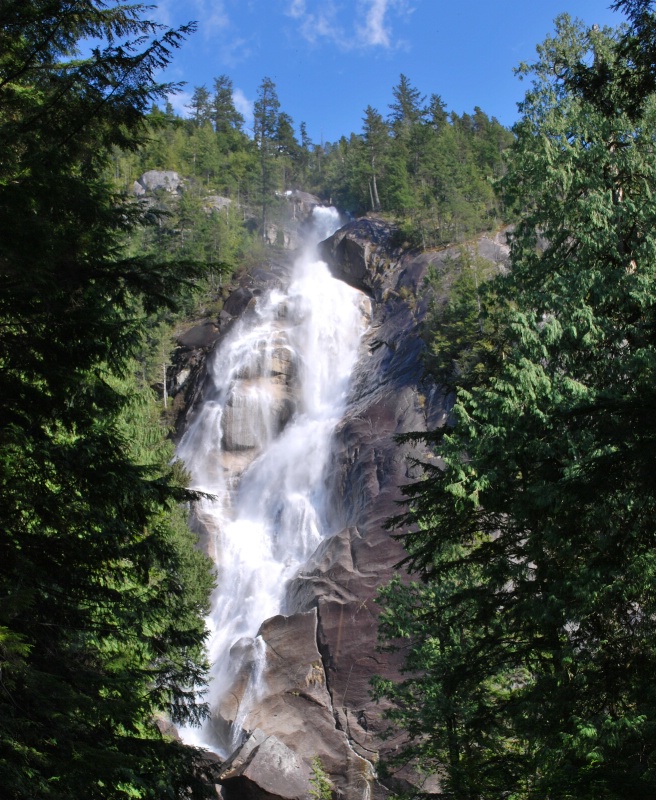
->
[376,9,656,799]
[254,76,282,229]
[114,71,509,252]
[422,251,500,391]
[211,75,244,135]
[389,73,427,131]
[309,756,333,800]
[0,2,215,797]
[187,86,212,128]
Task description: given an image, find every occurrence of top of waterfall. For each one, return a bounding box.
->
[310,206,343,244]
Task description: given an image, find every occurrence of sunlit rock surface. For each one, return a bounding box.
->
[132,169,183,195]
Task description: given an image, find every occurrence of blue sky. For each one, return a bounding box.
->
[153,1,625,143]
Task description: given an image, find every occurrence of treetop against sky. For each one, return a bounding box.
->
[154,0,624,141]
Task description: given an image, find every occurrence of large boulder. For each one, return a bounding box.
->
[215,609,375,800]
[286,189,323,219]
[219,729,308,800]
[176,322,221,351]
[221,379,295,452]
[318,217,398,298]
[132,169,183,195]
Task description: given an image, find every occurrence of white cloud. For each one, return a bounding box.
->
[220,35,254,68]
[285,0,411,51]
[152,0,175,26]
[300,12,342,45]
[233,88,254,133]
[192,0,230,39]
[286,1,343,46]
[151,0,229,35]
[286,0,306,18]
[358,0,391,47]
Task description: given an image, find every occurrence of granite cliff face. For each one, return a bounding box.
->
[173,216,510,799]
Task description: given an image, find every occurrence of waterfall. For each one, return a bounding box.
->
[176,207,368,755]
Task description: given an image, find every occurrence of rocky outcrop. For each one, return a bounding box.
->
[221,355,296,453]
[235,220,509,797]
[285,189,323,219]
[320,216,510,302]
[263,191,326,251]
[219,729,308,800]
[169,250,296,441]
[216,610,374,800]
[318,217,399,297]
[205,195,232,212]
[132,169,183,195]
[176,218,510,799]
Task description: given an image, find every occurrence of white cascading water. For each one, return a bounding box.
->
[176,207,367,755]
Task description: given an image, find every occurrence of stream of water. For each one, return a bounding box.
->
[176,208,367,755]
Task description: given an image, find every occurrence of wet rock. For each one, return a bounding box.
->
[280,221,510,793]
[221,381,295,452]
[318,217,399,298]
[320,217,510,304]
[215,609,375,800]
[223,288,255,317]
[286,189,322,220]
[177,322,221,351]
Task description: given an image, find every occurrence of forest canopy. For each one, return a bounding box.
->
[114,71,513,257]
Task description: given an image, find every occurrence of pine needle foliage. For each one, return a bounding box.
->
[0,3,215,797]
[377,7,656,798]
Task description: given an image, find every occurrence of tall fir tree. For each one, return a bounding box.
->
[211,74,244,135]
[0,2,215,797]
[253,76,281,231]
[361,105,389,211]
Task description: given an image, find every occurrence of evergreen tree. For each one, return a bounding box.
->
[253,76,281,230]
[361,105,389,210]
[275,111,300,188]
[388,73,426,132]
[378,9,656,798]
[427,93,449,131]
[211,74,244,135]
[298,121,312,184]
[0,2,215,797]
[187,85,212,128]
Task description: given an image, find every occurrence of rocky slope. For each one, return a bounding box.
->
[172,215,510,799]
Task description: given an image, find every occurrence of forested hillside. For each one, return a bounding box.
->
[115,72,512,263]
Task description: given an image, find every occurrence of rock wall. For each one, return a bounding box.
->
[175,218,510,799]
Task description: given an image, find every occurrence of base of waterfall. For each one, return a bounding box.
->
[215,609,374,800]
